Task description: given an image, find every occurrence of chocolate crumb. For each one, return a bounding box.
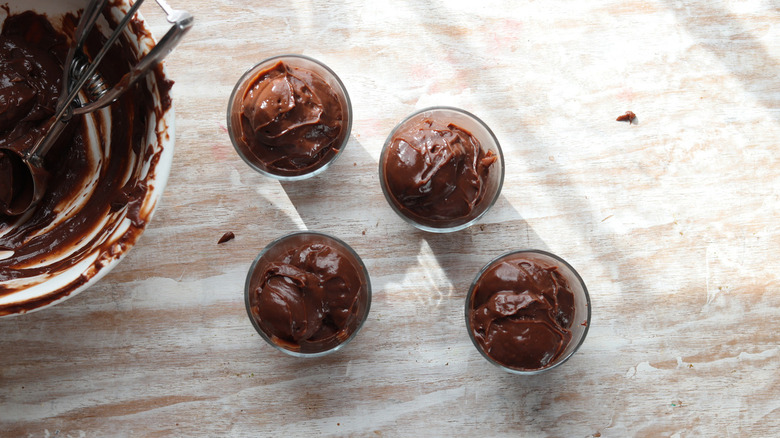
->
[218,232,235,244]
[616,111,636,124]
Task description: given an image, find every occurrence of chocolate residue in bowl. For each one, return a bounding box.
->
[0,151,30,212]
[0,6,174,315]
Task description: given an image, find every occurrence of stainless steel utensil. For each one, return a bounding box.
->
[0,0,193,216]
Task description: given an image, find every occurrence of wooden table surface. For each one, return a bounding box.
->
[2,0,779,436]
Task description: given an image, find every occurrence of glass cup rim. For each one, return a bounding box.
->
[244,231,372,358]
[465,249,591,375]
[226,54,353,181]
[378,106,505,233]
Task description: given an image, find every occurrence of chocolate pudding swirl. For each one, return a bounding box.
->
[469,256,576,370]
[383,118,497,225]
[249,237,367,354]
[237,60,346,175]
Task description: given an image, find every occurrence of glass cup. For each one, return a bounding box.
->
[379,107,504,232]
[227,54,352,181]
[465,249,591,374]
[245,232,371,357]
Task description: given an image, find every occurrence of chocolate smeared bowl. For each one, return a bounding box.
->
[0,1,176,316]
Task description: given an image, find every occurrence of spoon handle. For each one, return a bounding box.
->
[73,2,194,115]
[27,0,146,161]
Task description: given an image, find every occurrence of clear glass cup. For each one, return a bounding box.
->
[379,107,504,233]
[465,249,591,374]
[227,54,352,181]
[244,232,371,357]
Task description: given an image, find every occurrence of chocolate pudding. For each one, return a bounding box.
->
[380,107,503,232]
[228,55,351,179]
[0,151,31,213]
[245,233,371,356]
[0,8,173,315]
[0,152,12,207]
[0,10,65,216]
[467,250,590,372]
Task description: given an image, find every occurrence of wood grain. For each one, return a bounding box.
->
[2,0,779,436]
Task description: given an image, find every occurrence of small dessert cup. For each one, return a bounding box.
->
[245,232,371,357]
[465,249,590,374]
[379,107,504,232]
[227,55,352,181]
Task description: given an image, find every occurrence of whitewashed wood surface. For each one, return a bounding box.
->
[2,0,779,436]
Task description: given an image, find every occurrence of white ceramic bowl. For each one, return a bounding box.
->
[0,0,175,316]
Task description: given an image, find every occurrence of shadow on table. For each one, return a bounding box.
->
[278,137,550,323]
[279,136,433,301]
[245,343,377,422]
[278,134,547,300]
[279,135,379,233]
[421,194,547,301]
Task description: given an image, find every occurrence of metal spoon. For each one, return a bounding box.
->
[0,0,192,216]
